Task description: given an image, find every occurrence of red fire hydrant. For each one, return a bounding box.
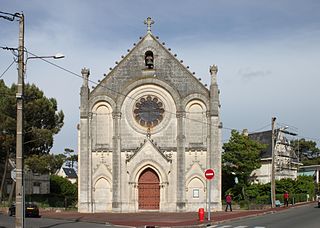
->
[198,208,205,222]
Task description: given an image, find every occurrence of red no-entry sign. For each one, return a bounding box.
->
[205,169,215,180]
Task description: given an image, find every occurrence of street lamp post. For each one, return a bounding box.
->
[1,12,64,226]
[0,11,25,227]
[19,53,65,227]
[15,13,25,228]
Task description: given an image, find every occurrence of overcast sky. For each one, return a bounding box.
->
[1,0,319,153]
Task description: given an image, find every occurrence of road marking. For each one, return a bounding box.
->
[206,225,264,228]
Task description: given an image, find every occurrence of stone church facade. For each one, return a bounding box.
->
[78,18,222,213]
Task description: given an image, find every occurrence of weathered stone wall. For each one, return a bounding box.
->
[79,32,222,213]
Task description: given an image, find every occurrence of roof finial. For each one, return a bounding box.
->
[144,17,154,34]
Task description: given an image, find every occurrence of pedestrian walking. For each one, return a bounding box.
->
[284,191,289,207]
[225,193,232,212]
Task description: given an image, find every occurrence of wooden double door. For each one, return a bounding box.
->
[138,168,160,210]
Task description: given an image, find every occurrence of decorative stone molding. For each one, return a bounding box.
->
[112,111,122,119]
[181,94,209,110]
[126,138,172,163]
[89,95,116,111]
[176,111,186,119]
[116,78,181,109]
[122,83,177,135]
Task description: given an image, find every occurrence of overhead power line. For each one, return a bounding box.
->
[0,60,16,79]
[24,50,319,143]
[26,50,229,129]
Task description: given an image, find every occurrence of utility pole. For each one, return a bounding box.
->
[271,117,276,208]
[16,13,25,228]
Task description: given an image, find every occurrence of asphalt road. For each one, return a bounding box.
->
[0,214,132,228]
[208,203,320,228]
[1,203,318,228]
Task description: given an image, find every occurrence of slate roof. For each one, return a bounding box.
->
[62,168,77,179]
[249,129,299,163]
[249,130,275,159]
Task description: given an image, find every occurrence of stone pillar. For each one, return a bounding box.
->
[79,68,91,212]
[112,111,122,211]
[88,112,93,212]
[206,111,211,169]
[176,110,186,211]
[209,65,222,211]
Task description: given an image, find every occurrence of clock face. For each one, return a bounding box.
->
[133,95,165,127]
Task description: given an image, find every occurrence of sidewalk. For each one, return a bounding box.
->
[39,201,316,228]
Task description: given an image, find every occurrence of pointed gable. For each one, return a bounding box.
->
[90,32,208,101]
[126,138,172,163]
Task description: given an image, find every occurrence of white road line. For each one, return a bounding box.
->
[217,226,233,228]
[234,226,248,228]
[254,227,266,228]
[206,225,218,228]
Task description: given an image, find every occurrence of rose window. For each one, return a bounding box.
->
[133,95,165,127]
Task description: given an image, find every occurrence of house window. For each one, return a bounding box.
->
[33,182,41,194]
[193,189,199,198]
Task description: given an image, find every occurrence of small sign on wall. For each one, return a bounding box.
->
[193,189,199,198]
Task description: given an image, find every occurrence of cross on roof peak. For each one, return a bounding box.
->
[144,17,154,34]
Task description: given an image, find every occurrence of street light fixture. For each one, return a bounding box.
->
[53,53,65,59]
[27,53,65,60]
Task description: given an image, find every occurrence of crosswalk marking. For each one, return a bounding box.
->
[205,225,265,228]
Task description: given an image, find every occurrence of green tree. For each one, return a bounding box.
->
[293,176,315,195]
[0,80,64,156]
[223,130,266,199]
[291,138,319,164]
[64,148,78,168]
[0,80,16,158]
[25,154,66,174]
[0,80,64,200]
[50,175,77,197]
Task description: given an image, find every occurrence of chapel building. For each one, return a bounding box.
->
[78,18,222,213]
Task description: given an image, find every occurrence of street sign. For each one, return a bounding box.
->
[205,168,215,221]
[205,169,214,180]
[11,168,16,182]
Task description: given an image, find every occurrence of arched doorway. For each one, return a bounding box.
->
[138,168,160,210]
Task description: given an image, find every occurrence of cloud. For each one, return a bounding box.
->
[238,68,271,81]
[1,0,320,154]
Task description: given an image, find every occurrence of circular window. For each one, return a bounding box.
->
[133,95,165,127]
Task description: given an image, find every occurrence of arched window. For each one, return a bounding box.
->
[186,102,207,145]
[92,102,113,149]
